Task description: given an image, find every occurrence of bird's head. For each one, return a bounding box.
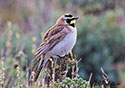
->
[56,13,78,27]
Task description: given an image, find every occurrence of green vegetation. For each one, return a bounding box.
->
[74,9,125,83]
[0,0,125,87]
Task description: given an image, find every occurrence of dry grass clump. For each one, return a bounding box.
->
[28,52,90,88]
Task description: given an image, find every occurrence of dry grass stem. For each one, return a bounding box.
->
[49,58,55,87]
[88,73,93,88]
[0,59,5,88]
[59,58,63,81]
[101,67,110,88]
[32,37,37,54]
[6,21,13,56]
[16,66,22,88]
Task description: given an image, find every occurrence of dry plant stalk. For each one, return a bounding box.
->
[30,71,35,86]
[49,58,55,87]
[88,73,93,88]
[59,58,63,81]
[15,32,20,51]
[101,67,110,88]
[32,37,37,54]
[0,59,5,88]
[64,57,70,77]
[72,63,75,79]
[6,21,13,56]
[70,51,77,79]
[70,52,75,79]
[75,58,81,76]
[16,66,22,88]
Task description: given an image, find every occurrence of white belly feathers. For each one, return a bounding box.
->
[48,27,77,56]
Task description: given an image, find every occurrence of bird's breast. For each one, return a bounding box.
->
[49,27,77,56]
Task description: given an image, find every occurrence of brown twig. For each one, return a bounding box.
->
[70,51,75,79]
[101,67,110,88]
[16,66,21,88]
[49,58,55,87]
[88,73,93,88]
[64,57,70,78]
[59,58,63,81]
[71,63,75,79]
[72,55,78,79]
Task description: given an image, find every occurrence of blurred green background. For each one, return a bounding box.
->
[0,0,125,87]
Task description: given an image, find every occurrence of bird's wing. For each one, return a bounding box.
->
[43,25,64,40]
[29,25,69,83]
[34,25,68,60]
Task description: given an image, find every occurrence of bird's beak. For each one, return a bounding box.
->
[73,17,78,20]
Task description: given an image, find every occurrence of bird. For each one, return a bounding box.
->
[29,13,78,83]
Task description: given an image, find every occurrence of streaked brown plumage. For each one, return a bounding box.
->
[28,13,78,84]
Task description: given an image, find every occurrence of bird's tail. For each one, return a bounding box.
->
[28,54,46,85]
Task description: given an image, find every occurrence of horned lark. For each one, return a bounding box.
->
[29,13,78,82]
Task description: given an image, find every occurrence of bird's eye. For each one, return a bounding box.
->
[66,19,71,24]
